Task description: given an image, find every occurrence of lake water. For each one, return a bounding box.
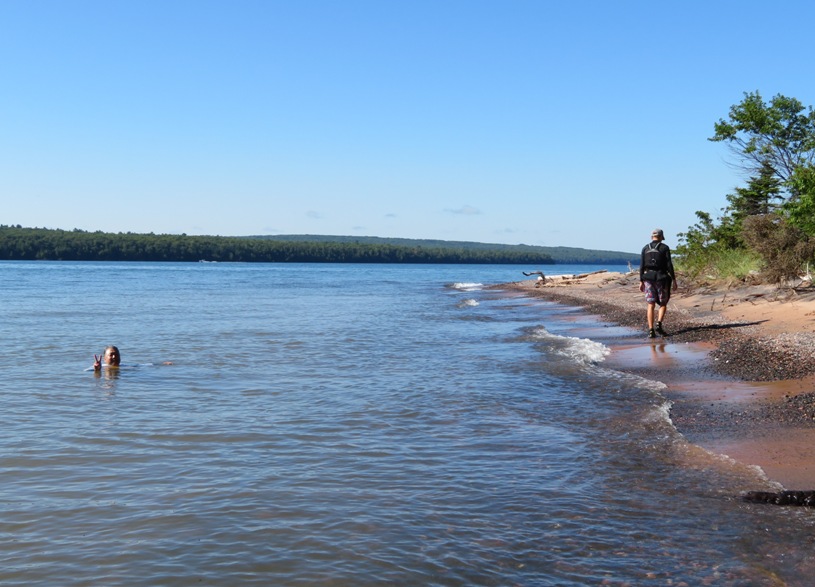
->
[1,261,814,586]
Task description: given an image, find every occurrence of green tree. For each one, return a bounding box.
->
[714,160,784,248]
[784,165,815,235]
[680,92,815,282]
[741,214,815,283]
[727,160,783,217]
[710,91,815,185]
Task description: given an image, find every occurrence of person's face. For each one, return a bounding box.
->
[104,348,121,366]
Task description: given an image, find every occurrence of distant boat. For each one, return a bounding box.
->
[198,259,218,263]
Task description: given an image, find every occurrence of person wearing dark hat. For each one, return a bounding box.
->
[639,228,677,338]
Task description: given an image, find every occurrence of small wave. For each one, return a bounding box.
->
[652,399,672,424]
[457,299,480,308]
[529,326,610,365]
[448,282,483,291]
[598,367,669,394]
[626,390,782,491]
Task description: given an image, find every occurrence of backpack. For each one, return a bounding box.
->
[643,242,667,271]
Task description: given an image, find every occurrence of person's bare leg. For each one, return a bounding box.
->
[647,303,655,329]
[655,304,668,335]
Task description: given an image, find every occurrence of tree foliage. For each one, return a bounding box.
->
[714,161,784,249]
[249,234,639,264]
[784,165,815,235]
[710,91,815,184]
[741,215,815,284]
[680,92,815,284]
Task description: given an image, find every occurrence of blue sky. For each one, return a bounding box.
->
[2,0,813,253]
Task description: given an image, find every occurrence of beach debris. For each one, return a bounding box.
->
[574,269,608,279]
[743,490,815,507]
[555,269,609,285]
[523,270,546,287]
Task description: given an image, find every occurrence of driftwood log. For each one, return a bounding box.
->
[522,271,546,287]
[742,490,815,507]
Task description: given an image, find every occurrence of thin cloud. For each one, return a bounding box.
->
[444,205,482,216]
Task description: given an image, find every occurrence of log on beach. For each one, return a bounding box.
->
[743,490,815,507]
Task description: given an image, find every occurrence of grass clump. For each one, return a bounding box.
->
[675,246,761,285]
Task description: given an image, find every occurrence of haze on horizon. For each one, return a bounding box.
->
[2,0,813,254]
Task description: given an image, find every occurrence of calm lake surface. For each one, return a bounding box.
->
[1,261,814,586]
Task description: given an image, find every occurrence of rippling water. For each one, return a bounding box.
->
[1,261,814,586]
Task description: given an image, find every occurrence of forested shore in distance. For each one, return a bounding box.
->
[0,225,639,264]
[248,233,640,264]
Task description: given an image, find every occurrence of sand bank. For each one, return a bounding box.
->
[500,271,815,489]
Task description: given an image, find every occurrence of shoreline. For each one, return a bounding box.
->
[498,271,815,490]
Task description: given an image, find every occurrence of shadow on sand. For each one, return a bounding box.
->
[670,320,768,337]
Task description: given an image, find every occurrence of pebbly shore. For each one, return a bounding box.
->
[499,273,815,444]
[502,273,815,381]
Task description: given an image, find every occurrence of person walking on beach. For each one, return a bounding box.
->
[639,228,677,338]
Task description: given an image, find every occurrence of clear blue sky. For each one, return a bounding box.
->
[2,0,813,253]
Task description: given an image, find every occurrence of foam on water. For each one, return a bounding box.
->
[457,298,479,308]
[448,282,483,291]
[528,325,610,365]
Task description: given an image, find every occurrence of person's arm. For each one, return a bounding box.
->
[639,247,645,281]
[665,248,678,289]
[639,246,646,291]
[93,354,102,371]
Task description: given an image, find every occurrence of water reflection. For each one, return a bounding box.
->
[94,367,121,381]
[93,366,120,394]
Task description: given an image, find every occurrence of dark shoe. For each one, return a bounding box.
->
[655,322,667,336]
[648,328,656,339]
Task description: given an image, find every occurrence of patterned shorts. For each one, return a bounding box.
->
[643,280,671,306]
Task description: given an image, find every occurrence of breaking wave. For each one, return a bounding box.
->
[447,282,483,291]
[528,325,610,365]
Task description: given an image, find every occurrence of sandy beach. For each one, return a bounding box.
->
[502,271,815,490]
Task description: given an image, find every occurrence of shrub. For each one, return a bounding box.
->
[674,246,760,283]
[676,211,762,282]
[741,214,815,283]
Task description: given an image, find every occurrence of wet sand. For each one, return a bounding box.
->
[500,271,815,490]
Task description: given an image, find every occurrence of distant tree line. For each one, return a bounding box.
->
[0,226,557,264]
[249,234,639,264]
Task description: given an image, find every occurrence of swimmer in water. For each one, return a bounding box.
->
[93,345,121,371]
[92,345,172,372]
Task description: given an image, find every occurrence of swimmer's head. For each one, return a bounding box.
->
[103,345,121,366]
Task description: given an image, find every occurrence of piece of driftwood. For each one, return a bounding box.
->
[574,269,608,279]
[746,293,765,305]
[558,269,608,282]
[522,271,546,287]
[743,490,815,507]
